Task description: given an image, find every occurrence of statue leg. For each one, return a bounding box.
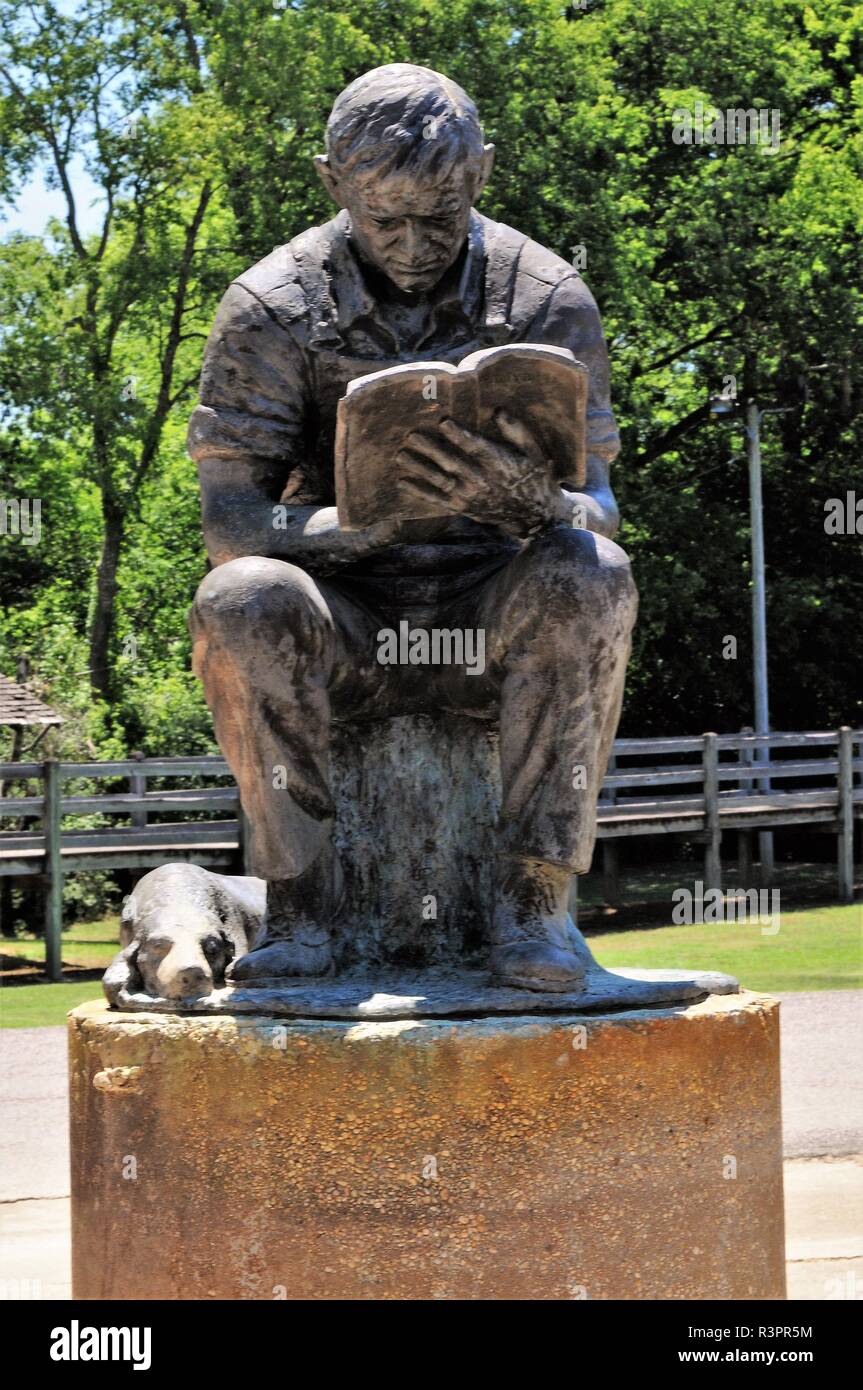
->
[190,556,380,979]
[464,527,638,989]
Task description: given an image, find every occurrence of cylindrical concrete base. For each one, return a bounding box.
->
[69,992,786,1300]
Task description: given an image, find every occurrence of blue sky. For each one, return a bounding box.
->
[2,156,107,239]
[2,0,106,239]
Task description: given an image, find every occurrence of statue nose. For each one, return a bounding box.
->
[178,964,208,991]
[402,222,430,260]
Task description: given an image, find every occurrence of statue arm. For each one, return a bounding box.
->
[193,456,402,571]
[560,463,620,540]
[188,281,399,570]
[523,275,621,539]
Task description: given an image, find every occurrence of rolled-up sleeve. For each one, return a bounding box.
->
[187,281,314,501]
[522,274,620,477]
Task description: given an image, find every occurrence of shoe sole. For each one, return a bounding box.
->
[493,971,585,993]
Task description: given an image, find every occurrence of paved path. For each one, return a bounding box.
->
[0,1026,68,1201]
[784,1157,862,1300]
[775,991,863,1157]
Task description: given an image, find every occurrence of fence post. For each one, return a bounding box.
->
[738,726,754,884]
[42,758,63,982]
[129,752,147,830]
[757,730,774,888]
[703,733,722,895]
[837,726,854,903]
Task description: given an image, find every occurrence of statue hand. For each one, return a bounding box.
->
[305,505,403,548]
[396,410,565,539]
[565,490,620,540]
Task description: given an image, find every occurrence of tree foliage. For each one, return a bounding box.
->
[1,0,860,759]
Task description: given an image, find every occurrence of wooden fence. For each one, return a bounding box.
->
[1,728,859,980]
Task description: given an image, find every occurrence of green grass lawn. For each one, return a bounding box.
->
[1,918,121,1027]
[0,980,111,1028]
[1,902,859,1028]
[589,903,862,993]
[1,917,120,969]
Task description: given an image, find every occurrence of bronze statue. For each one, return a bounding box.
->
[187,63,636,992]
[108,64,710,1011]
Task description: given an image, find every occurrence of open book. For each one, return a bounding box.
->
[334,343,589,531]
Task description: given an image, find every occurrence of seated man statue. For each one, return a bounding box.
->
[187,63,637,992]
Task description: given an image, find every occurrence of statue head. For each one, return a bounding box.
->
[315,63,495,294]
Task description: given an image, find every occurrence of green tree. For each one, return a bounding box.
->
[2,0,860,744]
[0,0,225,701]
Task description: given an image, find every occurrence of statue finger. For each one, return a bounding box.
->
[494,409,536,455]
[397,449,460,493]
[400,475,460,505]
[438,418,498,462]
[403,431,475,476]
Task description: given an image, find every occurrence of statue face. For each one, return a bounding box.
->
[344,172,474,294]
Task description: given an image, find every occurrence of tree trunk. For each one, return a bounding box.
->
[88,501,125,704]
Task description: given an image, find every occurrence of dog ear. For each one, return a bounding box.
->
[102,940,141,1006]
[217,927,237,967]
[119,892,139,948]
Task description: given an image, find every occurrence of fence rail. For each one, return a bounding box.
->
[1,729,859,979]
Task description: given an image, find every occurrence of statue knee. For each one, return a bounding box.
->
[191,557,328,650]
[522,527,638,623]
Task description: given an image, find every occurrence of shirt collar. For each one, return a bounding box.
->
[319,209,487,346]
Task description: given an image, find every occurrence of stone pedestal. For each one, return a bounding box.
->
[69,992,786,1301]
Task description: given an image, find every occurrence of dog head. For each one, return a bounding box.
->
[133,909,236,1000]
[102,866,262,1006]
[104,899,236,1004]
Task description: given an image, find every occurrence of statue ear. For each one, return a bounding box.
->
[218,927,237,969]
[103,941,141,1006]
[119,891,139,947]
[314,154,345,208]
[474,144,495,201]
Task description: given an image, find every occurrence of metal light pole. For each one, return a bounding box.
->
[744,401,774,878]
[709,393,774,880]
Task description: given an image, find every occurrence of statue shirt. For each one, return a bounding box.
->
[188,209,619,581]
